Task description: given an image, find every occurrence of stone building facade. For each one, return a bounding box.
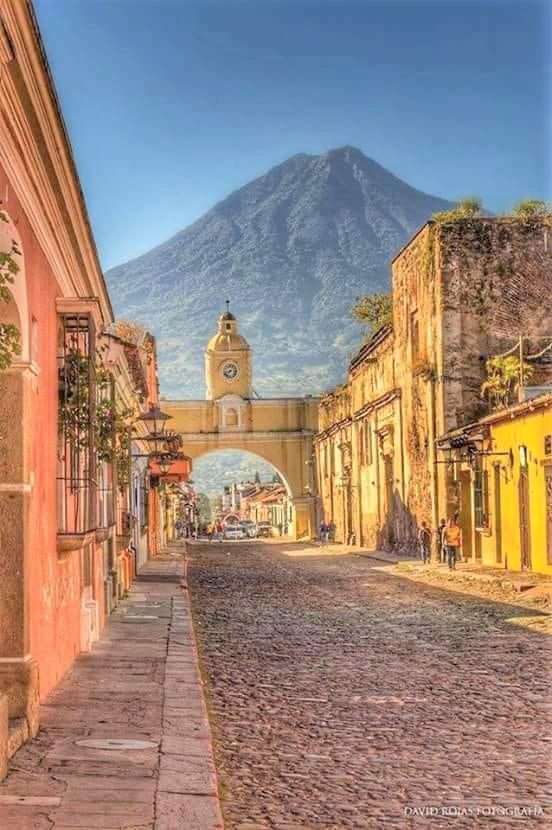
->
[315,217,552,551]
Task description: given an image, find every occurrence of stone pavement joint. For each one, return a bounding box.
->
[0,544,225,830]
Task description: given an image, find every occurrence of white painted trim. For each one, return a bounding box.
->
[0,482,33,493]
[0,654,32,662]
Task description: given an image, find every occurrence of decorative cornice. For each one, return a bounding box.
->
[180,431,314,442]
[0,482,33,493]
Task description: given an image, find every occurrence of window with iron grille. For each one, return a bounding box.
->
[57,312,96,535]
[474,463,489,529]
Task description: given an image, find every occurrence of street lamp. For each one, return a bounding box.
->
[157,454,173,476]
[141,434,169,455]
[138,404,172,436]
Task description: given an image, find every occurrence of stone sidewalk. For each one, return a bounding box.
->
[303,540,552,588]
[0,546,224,830]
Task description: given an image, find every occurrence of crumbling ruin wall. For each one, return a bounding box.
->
[392,225,437,548]
[438,218,552,430]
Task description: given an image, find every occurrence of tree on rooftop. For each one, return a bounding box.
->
[112,318,146,345]
[350,291,393,342]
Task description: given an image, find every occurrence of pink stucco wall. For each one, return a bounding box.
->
[1,163,93,699]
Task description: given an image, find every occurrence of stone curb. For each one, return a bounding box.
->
[154,552,225,830]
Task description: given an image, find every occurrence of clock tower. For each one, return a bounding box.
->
[205,302,253,400]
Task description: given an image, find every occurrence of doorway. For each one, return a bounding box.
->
[493,464,502,564]
[383,454,395,545]
[459,471,473,560]
[518,468,532,570]
[545,466,552,565]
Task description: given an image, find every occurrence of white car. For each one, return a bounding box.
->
[224,526,245,541]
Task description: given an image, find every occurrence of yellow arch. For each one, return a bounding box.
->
[163,398,320,539]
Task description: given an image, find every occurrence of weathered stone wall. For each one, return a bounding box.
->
[392,225,438,543]
[316,218,552,554]
[437,219,552,430]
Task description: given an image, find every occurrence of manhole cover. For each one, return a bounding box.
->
[75,738,158,750]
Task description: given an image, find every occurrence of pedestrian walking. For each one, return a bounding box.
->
[319,521,328,544]
[417,521,431,564]
[328,519,336,543]
[207,522,214,542]
[435,518,446,563]
[443,516,462,570]
[216,521,224,542]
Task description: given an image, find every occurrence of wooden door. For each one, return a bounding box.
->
[494,465,502,564]
[519,468,532,570]
[459,471,473,560]
[384,455,395,545]
[546,466,552,565]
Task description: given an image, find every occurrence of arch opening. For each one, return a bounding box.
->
[190,448,294,537]
[191,448,293,498]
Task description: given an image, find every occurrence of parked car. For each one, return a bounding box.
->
[256,522,273,538]
[239,522,257,538]
[224,525,245,541]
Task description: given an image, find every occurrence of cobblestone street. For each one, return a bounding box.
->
[188,541,552,829]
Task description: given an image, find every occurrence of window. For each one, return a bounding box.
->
[411,310,420,360]
[358,423,365,466]
[226,408,238,427]
[474,463,489,529]
[364,422,372,466]
[57,312,96,535]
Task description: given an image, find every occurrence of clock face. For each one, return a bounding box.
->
[221,361,240,382]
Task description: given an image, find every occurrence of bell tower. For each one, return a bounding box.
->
[205,302,253,400]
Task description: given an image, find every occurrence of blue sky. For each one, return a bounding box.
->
[35,0,550,270]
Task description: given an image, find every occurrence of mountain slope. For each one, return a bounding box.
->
[106,146,452,398]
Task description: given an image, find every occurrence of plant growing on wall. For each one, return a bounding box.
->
[481,355,535,410]
[111,318,146,345]
[59,347,136,466]
[59,346,93,453]
[513,200,552,222]
[350,292,393,341]
[433,197,482,224]
[114,425,133,491]
[0,211,22,369]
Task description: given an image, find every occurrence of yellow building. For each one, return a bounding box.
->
[164,306,319,539]
[437,393,552,575]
